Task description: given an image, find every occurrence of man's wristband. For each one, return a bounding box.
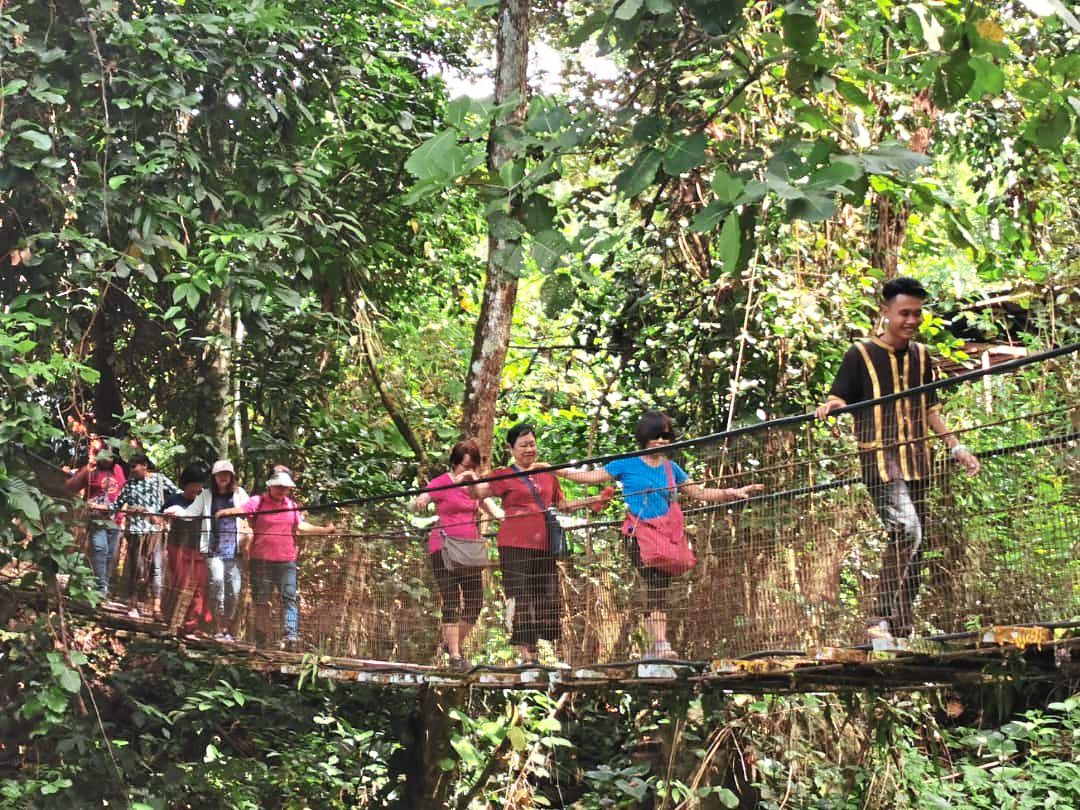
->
[949,443,968,458]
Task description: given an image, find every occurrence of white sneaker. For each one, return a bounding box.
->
[868,620,896,651]
[126,608,140,619]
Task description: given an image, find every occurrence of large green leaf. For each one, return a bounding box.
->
[662,132,707,175]
[17,129,52,151]
[933,52,975,109]
[404,129,467,181]
[614,0,643,21]
[526,98,571,133]
[615,149,662,197]
[716,212,741,273]
[684,0,745,35]
[782,3,817,54]
[787,189,836,222]
[853,143,931,176]
[690,199,731,232]
[712,170,745,203]
[521,194,557,232]
[968,55,1005,98]
[540,272,576,317]
[1024,104,1073,149]
[445,96,494,131]
[5,484,41,521]
[531,229,570,271]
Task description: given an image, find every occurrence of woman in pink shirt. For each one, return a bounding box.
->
[66,447,125,600]
[217,467,335,651]
[411,440,502,670]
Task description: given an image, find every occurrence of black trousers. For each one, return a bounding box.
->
[626,538,673,612]
[498,546,561,647]
[430,552,483,625]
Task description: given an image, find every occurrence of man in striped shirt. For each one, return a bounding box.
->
[816,277,980,645]
[110,453,181,618]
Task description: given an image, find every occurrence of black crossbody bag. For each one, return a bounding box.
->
[512,466,568,559]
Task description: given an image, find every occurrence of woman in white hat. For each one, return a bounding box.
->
[164,459,250,640]
[215,465,335,650]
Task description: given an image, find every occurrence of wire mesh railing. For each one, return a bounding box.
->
[41,344,1080,668]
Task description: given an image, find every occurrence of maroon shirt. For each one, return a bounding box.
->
[488,467,564,551]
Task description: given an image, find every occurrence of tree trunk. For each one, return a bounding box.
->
[192,283,232,460]
[403,686,464,809]
[90,282,125,439]
[460,0,530,465]
[870,92,936,277]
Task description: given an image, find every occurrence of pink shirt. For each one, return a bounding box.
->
[244,494,301,562]
[67,465,126,527]
[425,472,481,553]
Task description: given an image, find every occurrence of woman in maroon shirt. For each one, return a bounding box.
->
[468,423,606,664]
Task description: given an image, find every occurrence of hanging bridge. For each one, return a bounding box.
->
[8,343,1080,691]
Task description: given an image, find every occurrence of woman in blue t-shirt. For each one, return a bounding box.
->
[556,411,762,659]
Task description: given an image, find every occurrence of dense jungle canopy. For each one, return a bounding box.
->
[1,0,1078,807]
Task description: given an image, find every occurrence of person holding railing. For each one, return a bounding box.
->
[65,446,126,602]
[215,467,335,651]
[815,276,980,646]
[160,463,210,635]
[411,440,504,671]
[555,411,762,659]
[109,453,181,620]
[163,459,250,641]
[465,424,611,665]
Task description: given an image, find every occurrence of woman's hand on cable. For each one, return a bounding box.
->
[730,483,765,500]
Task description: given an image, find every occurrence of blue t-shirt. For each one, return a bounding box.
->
[603,456,689,519]
[210,491,239,560]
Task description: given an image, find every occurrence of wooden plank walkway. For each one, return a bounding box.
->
[87,604,1079,693]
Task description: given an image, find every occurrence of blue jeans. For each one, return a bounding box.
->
[89,526,121,596]
[249,559,298,641]
[206,556,241,625]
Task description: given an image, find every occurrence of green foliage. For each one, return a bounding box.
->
[1,0,1078,804]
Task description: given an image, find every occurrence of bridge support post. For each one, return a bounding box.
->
[403,685,465,809]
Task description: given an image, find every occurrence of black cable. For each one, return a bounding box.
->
[23,342,1080,519]
[146,340,1080,517]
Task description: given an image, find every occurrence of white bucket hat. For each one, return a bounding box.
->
[211,459,235,476]
[266,470,296,488]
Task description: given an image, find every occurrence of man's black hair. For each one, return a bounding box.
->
[179,463,209,487]
[882,277,928,302]
[506,422,536,447]
[129,452,152,468]
[635,410,675,449]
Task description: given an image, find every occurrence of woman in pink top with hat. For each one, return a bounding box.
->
[216,466,335,651]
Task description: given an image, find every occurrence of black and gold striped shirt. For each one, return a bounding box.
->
[827,337,940,484]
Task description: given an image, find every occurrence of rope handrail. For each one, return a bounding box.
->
[56,427,1071,542]
[87,340,1079,519]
